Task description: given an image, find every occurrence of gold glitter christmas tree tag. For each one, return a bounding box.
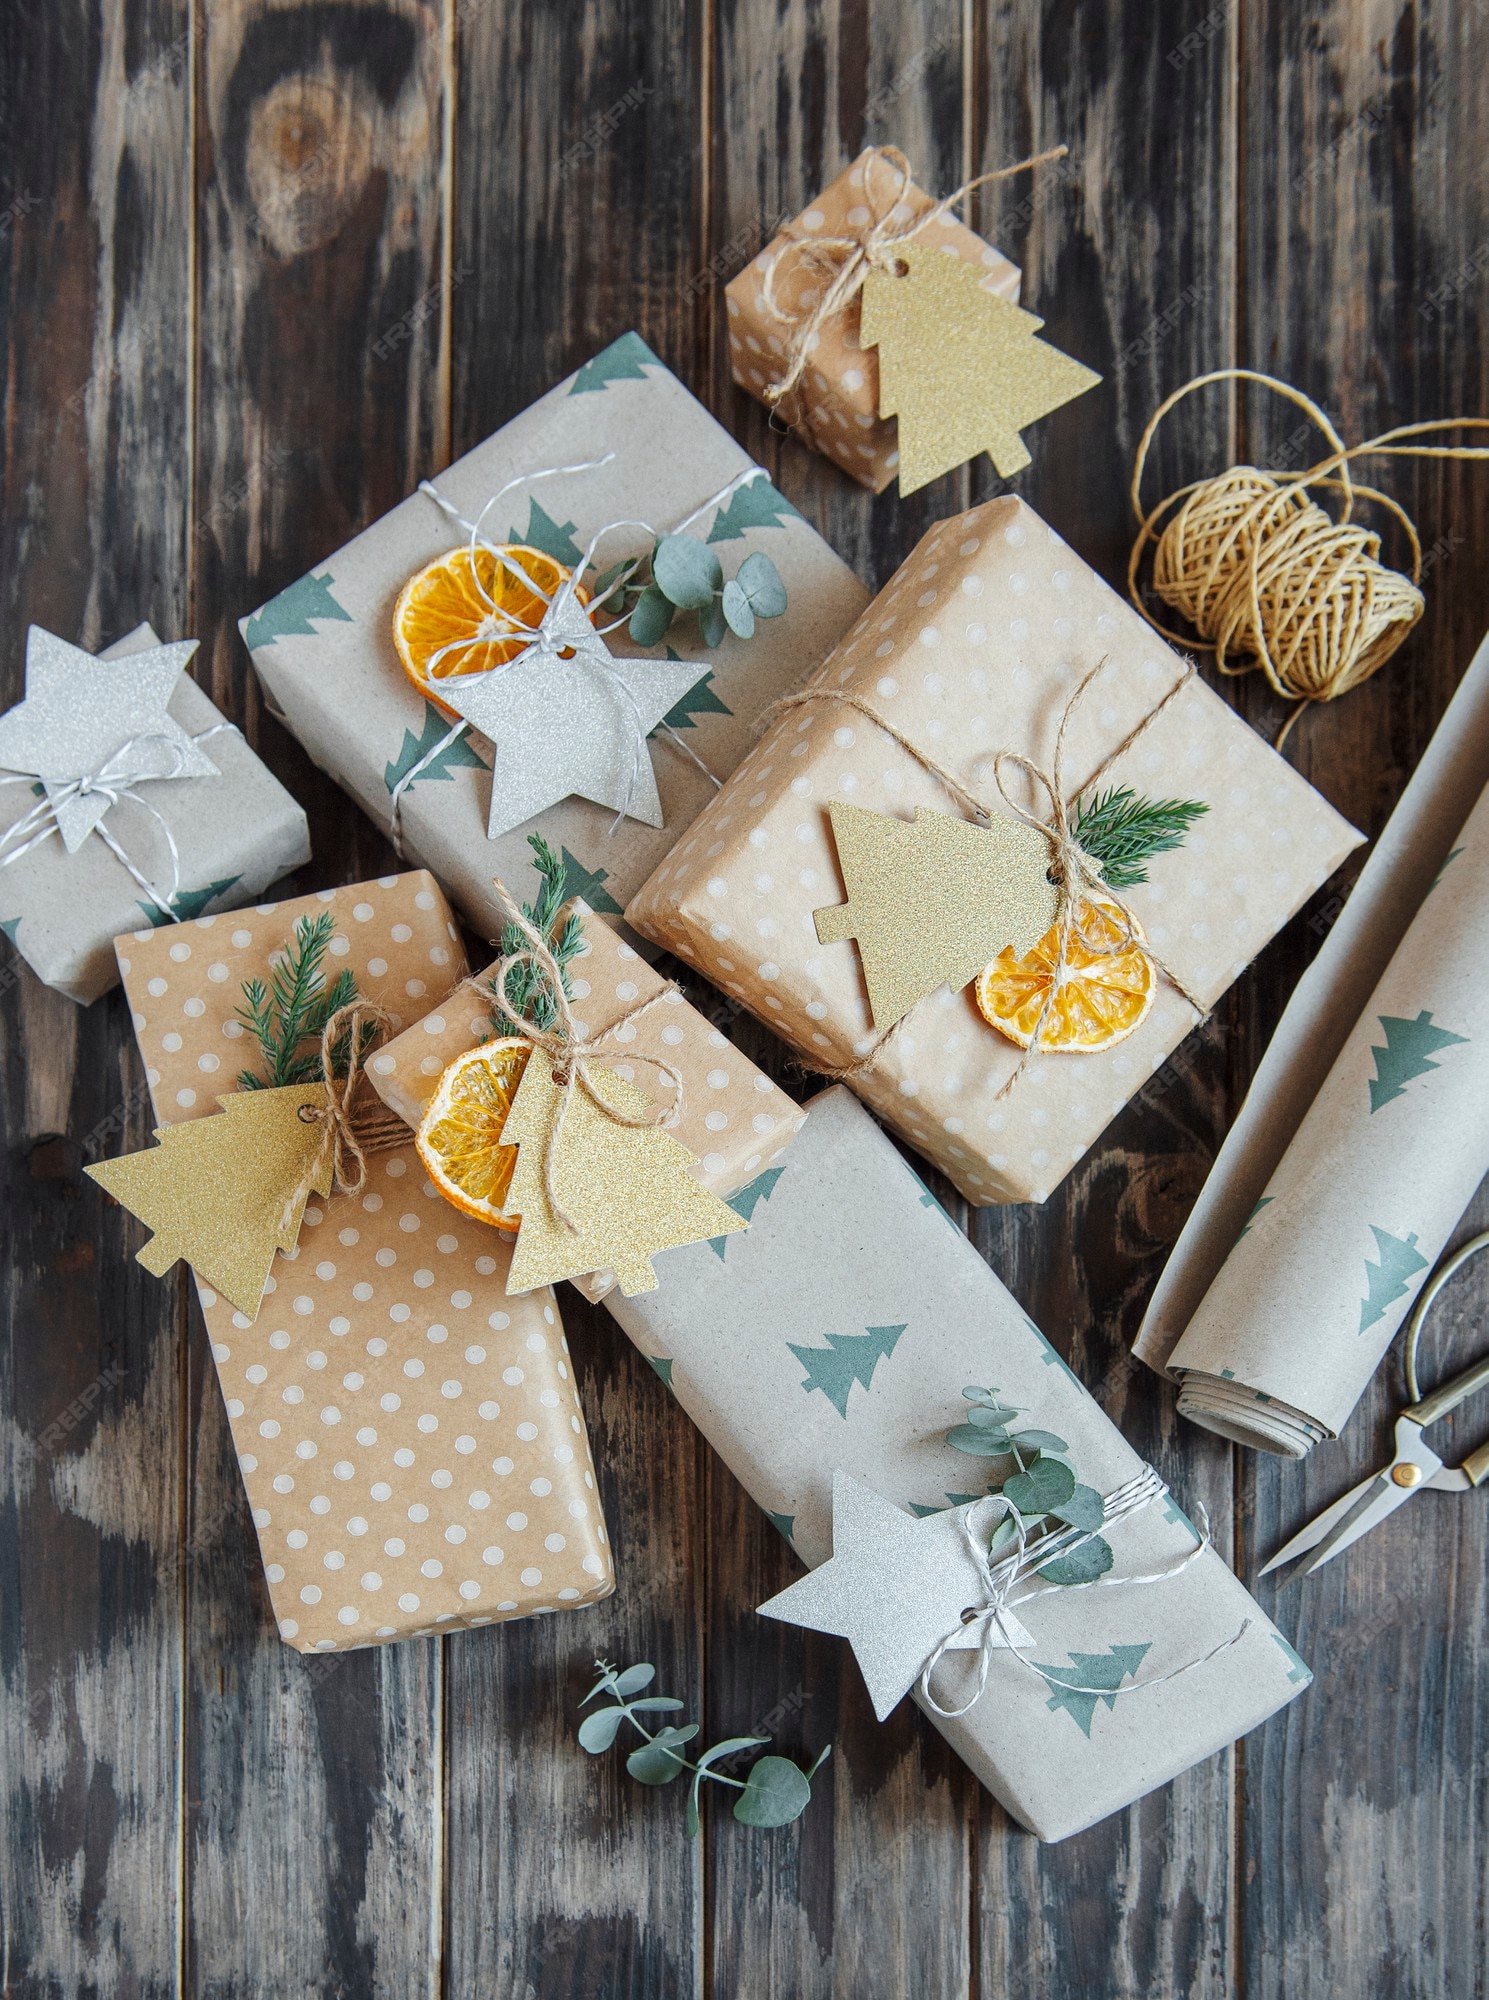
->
[860,239,1101,494]
[500,1057,747,1297]
[813,802,1059,1030]
[86,1084,333,1319]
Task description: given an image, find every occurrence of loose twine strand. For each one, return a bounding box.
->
[764,656,1207,1091]
[758,143,1068,445]
[485,882,686,1235]
[917,1466,1251,1720]
[1128,369,1489,750]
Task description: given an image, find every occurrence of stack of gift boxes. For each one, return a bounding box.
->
[14,315,1367,1842]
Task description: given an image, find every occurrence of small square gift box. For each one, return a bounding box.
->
[88,871,614,1652]
[0,622,309,1003]
[363,849,806,1305]
[241,333,869,946]
[725,147,1098,495]
[628,495,1363,1205]
[605,1086,1312,1843]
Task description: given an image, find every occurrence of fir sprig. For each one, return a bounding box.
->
[947,1387,1114,1585]
[236,913,359,1090]
[490,835,589,1035]
[1071,786,1208,891]
[577,1659,830,1836]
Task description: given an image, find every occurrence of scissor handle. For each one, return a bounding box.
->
[1401,1228,1489,1480]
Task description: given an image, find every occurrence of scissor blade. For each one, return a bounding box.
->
[1291,1473,1421,1577]
[1259,1470,1385,1576]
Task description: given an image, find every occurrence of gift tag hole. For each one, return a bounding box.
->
[959,1605,980,1626]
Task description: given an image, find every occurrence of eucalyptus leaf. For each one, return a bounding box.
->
[628,583,675,647]
[987,1513,1021,1561]
[1011,1429,1069,1454]
[946,1423,1014,1457]
[609,1663,657,1697]
[1003,1454,1077,1515]
[653,534,723,609]
[965,1404,1019,1429]
[577,1706,628,1754]
[698,592,728,650]
[624,1696,686,1714]
[732,1755,814,1827]
[625,1724,699,1785]
[720,578,755,640]
[1037,1535,1115,1586]
[736,551,787,617]
[697,1736,770,1769]
[1051,1483,1106,1532]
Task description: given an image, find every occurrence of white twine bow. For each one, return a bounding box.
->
[387,458,767,853]
[917,1464,1250,1720]
[0,721,234,921]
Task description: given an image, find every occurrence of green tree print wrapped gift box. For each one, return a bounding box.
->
[603,1085,1309,1843]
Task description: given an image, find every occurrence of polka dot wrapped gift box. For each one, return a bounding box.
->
[105,871,613,1652]
[627,496,1364,1206]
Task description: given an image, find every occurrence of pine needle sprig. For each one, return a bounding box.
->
[236,912,360,1089]
[490,835,589,1035]
[1071,786,1208,890]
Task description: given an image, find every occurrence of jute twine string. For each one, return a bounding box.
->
[917,1468,1250,1720]
[758,143,1068,446]
[485,883,685,1234]
[281,998,410,1230]
[1129,369,1489,749]
[764,657,1207,1092]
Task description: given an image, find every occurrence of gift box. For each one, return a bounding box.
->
[0,623,309,1003]
[1137,634,1489,1453]
[603,1086,1309,1843]
[107,870,613,1650]
[628,495,1362,1205]
[241,333,869,945]
[725,150,1022,492]
[365,899,806,1302]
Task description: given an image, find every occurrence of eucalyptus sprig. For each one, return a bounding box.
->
[616,532,787,651]
[489,834,588,1035]
[577,1659,831,1836]
[1072,785,1208,891]
[948,1386,1113,1584]
[236,913,360,1091]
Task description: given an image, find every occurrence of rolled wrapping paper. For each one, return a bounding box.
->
[1166,776,1489,1454]
[603,1085,1310,1843]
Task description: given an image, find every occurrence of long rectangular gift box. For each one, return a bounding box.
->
[364,897,806,1303]
[726,149,1022,491]
[1136,631,1489,1454]
[241,333,869,945]
[105,871,614,1651]
[603,1086,1309,1842]
[628,495,1362,1205]
[1,623,309,1003]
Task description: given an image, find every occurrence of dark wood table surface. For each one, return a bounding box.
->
[4,2,1488,1995]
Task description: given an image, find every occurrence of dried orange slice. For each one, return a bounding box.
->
[415,1037,533,1231]
[974,896,1156,1053]
[393,545,590,716]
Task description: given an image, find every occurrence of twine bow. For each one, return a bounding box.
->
[917,1465,1249,1720]
[768,655,1206,1092]
[485,882,686,1235]
[282,999,410,1230]
[757,144,1068,437]
[0,722,232,919]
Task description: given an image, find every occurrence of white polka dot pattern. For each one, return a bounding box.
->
[724,151,1022,494]
[366,905,806,1303]
[628,497,1364,1206]
[112,871,615,1651]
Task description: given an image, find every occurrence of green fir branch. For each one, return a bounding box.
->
[1071,786,1208,890]
[489,835,589,1035]
[236,914,361,1089]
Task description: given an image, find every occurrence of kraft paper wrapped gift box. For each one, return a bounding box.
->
[604,1086,1311,1843]
[628,494,1362,1205]
[725,150,1022,492]
[365,900,806,1304]
[241,332,869,944]
[108,870,613,1652]
[0,623,309,1004]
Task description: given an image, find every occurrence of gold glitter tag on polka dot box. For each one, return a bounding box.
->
[364,901,808,1304]
[106,872,615,1654]
[726,151,1022,494]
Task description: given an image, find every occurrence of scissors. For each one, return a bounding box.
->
[1262,1229,1489,1580]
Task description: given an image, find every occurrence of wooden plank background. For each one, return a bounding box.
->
[2,1,1487,1994]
